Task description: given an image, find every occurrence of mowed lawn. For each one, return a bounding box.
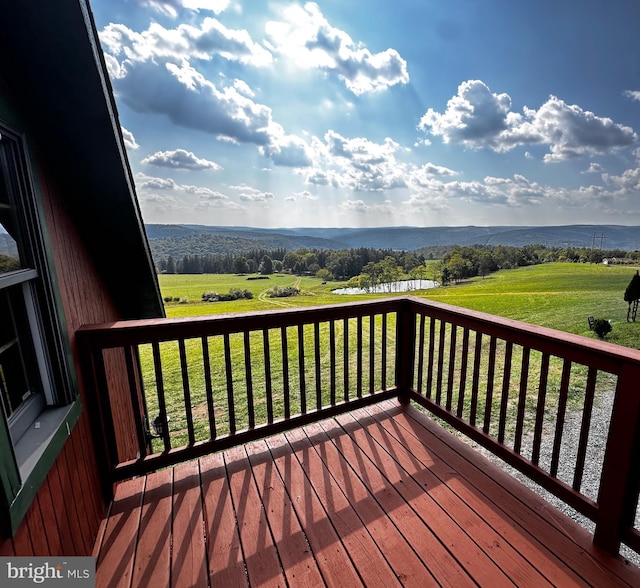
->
[159,262,640,350]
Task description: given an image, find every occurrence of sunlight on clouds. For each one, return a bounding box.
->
[141,149,222,170]
[265,2,408,95]
[420,80,636,162]
[121,126,139,150]
[137,0,230,18]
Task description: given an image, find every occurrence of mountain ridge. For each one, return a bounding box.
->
[145,224,640,259]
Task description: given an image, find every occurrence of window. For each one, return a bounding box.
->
[0,123,80,537]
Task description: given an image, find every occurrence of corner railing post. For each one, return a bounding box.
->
[395,298,416,405]
[594,361,640,554]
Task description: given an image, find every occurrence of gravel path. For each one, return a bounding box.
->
[454,390,640,566]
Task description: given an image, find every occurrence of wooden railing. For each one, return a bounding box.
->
[77,296,640,556]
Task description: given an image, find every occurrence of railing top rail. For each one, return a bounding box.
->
[77,296,404,348]
[405,295,640,373]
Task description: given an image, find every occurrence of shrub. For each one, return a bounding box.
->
[201,288,253,302]
[266,285,300,298]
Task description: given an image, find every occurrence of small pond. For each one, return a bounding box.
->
[332,279,440,295]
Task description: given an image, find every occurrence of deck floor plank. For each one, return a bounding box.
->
[245,439,327,587]
[336,409,550,588]
[171,461,208,588]
[95,476,145,588]
[95,402,640,588]
[362,403,583,587]
[281,426,403,587]
[131,467,172,588]
[199,452,248,587]
[225,444,287,587]
[383,401,640,587]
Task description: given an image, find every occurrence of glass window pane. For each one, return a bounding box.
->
[0,287,40,421]
[0,141,23,275]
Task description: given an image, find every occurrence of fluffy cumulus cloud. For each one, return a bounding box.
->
[340,199,395,214]
[230,184,275,202]
[136,0,231,19]
[135,172,242,210]
[141,148,222,170]
[301,131,408,191]
[121,126,139,150]
[100,19,272,67]
[265,2,408,95]
[420,80,636,161]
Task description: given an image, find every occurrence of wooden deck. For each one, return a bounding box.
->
[93,400,640,587]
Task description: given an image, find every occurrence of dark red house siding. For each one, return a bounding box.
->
[0,154,130,556]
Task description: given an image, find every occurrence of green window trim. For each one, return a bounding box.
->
[0,399,81,537]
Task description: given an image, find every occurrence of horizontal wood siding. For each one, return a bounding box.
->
[0,157,132,555]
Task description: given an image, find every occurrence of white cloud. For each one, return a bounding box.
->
[136,0,231,18]
[624,90,640,101]
[121,126,139,150]
[341,199,395,214]
[419,80,636,161]
[583,162,604,174]
[141,149,222,170]
[265,2,408,95]
[101,19,271,67]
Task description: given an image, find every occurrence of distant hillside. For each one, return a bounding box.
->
[145,224,640,260]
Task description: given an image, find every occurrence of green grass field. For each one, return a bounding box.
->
[144,262,639,449]
[160,262,640,349]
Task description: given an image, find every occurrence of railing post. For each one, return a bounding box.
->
[594,361,640,554]
[395,299,416,405]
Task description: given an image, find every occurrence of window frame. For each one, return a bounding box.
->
[0,122,80,538]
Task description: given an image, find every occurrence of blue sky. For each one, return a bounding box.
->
[91,0,640,228]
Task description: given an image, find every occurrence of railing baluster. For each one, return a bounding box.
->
[281,326,290,419]
[298,324,306,414]
[497,342,513,444]
[369,314,375,395]
[446,324,457,411]
[152,341,171,452]
[426,317,435,400]
[531,353,550,466]
[469,331,482,426]
[416,314,426,396]
[381,313,388,390]
[435,320,446,404]
[330,320,336,405]
[550,359,572,477]
[178,339,195,445]
[244,332,255,429]
[314,322,321,410]
[263,329,274,424]
[483,336,497,434]
[357,315,363,398]
[513,347,530,454]
[123,345,148,458]
[201,336,216,440]
[573,366,597,491]
[344,318,349,402]
[223,333,236,435]
[456,328,469,418]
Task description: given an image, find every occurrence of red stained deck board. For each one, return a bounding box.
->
[245,439,327,587]
[281,426,402,587]
[363,403,585,587]
[340,408,554,588]
[94,403,640,588]
[321,421,476,586]
[381,401,640,588]
[199,453,247,588]
[131,468,172,588]
[171,461,208,588]
[224,444,287,587]
[263,433,365,586]
[95,476,145,588]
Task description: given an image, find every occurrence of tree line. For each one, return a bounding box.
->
[155,244,640,282]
